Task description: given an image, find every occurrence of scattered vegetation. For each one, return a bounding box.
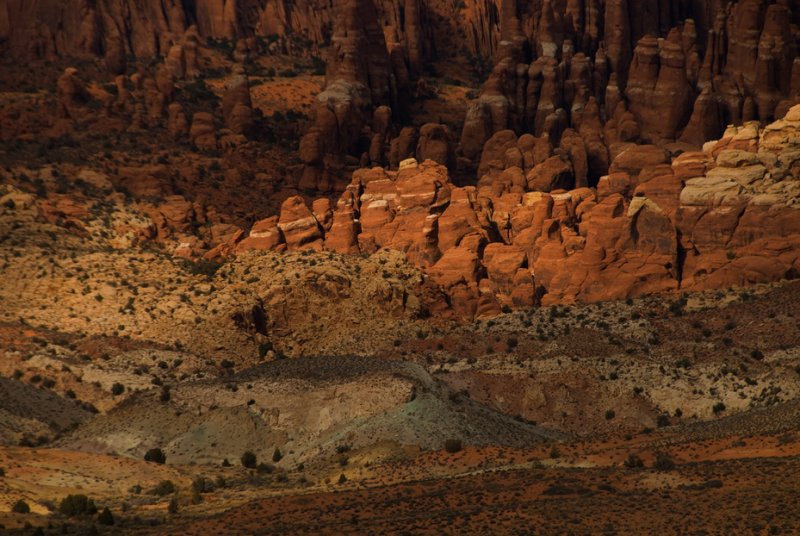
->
[150,480,176,497]
[59,494,98,517]
[653,453,676,471]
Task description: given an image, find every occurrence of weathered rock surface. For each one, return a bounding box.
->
[457,0,800,184]
[231,108,800,317]
[5,0,800,199]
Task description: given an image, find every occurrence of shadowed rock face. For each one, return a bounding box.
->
[4,1,798,185]
[458,0,800,184]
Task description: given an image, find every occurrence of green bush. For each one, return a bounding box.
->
[444,439,462,453]
[623,453,644,468]
[653,453,675,471]
[97,507,114,526]
[256,462,274,474]
[59,494,97,517]
[144,448,166,464]
[241,451,257,468]
[272,448,283,463]
[12,499,30,513]
[184,259,221,278]
[111,382,125,395]
[191,476,214,494]
[150,480,176,497]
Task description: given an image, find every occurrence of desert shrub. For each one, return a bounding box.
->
[59,494,97,516]
[656,414,670,428]
[111,383,125,395]
[241,451,257,468]
[653,453,675,471]
[256,462,275,474]
[623,453,644,468]
[668,299,686,317]
[272,448,283,462]
[712,402,726,414]
[184,259,221,278]
[144,448,166,464]
[338,473,347,484]
[150,480,176,497]
[12,500,30,513]
[605,409,616,420]
[444,439,462,453]
[97,507,114,526]
[191,476,214,494]
[168,498,179,514]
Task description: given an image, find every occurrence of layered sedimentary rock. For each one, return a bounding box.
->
[5,0,800,194]
[5,0,800,317]
[56,68,91,120]
[298,0,405,192]
[221,65,254,136]
[0,0,429,76]
[225,105,800,318]
[458,0,800,184]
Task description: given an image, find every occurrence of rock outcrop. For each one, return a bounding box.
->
[457,0,800,185]
[231,106,800,318]
[5,0,800,197]
[56,68,91,120]
[221,65,254,136]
